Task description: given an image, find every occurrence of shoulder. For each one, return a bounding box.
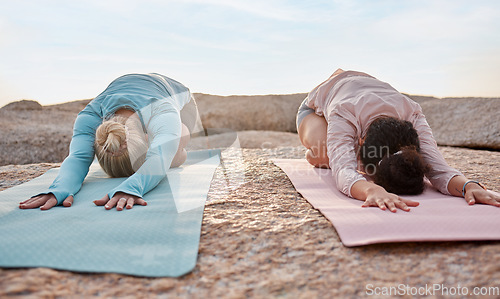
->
[74,106,103,132]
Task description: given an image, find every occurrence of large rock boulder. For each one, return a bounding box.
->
[193,93,306,133]
[194,93,500,150]
[0,100,76,165]
[408,96,500,150]
[1,100,42,111]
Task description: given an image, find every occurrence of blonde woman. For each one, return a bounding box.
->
[19,73,200,211]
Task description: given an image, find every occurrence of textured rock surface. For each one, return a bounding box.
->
[193,93,306,133]
[1,99,43,111]
[0,100,90,166]
[187,130,302,150]
[416,97,500,150]
[1,147,499,298]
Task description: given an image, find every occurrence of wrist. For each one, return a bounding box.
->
[351,180,377,201]
[462,180,486,197]
[363,183,386,199]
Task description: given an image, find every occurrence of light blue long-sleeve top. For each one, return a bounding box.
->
[39,73,191,204]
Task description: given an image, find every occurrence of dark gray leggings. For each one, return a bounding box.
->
[296,97,315,131]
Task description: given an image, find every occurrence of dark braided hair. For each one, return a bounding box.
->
[360,117,431,195]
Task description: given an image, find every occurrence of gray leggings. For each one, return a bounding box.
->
[296,97,315,131]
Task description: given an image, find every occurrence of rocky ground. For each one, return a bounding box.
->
[1,146,499,298]
[0,94,499,297]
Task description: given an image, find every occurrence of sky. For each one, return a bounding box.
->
[1,0,499,107]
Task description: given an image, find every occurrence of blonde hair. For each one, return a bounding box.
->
[94,114,148,177]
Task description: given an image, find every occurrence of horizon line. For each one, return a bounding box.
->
[2,92,500,109]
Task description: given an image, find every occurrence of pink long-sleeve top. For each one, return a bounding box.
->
[306,69,462,197]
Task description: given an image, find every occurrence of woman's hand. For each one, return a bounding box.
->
[93,192,147,211]
[352,180,419,212]
[19,194,74,210]
[362,190,420,212]
[464,186,500,207]
[448,176,500,207]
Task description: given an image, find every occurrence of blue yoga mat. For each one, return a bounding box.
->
[0,150,220,277]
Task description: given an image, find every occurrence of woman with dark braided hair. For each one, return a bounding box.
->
[297,68,500,212]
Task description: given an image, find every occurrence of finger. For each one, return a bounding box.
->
[385,200,397,213]
[94,195,110,206]
[19,195,43,206]
[126,197,135,209]
[19,196,47,209]
[63,195,74,207]
[40,197,58,210]
[394,200,411,212]
[476,196,500,207]
[475,191,500,207]
[135,197,147,206]
[116,197,127,211]
[464,191,475,205]
[492,192,500,201]
[361,200,371,207]
[375,199,386,211]
[105,196,120,210]
[492,195,500,207]
[20,196,40,205]
[401,198,419,207]
[362,198,375,208]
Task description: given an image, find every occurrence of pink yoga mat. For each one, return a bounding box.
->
[274,159,500,247]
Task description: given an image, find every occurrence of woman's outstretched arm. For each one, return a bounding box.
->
[19,111,101,210]
[412,113,500,207]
